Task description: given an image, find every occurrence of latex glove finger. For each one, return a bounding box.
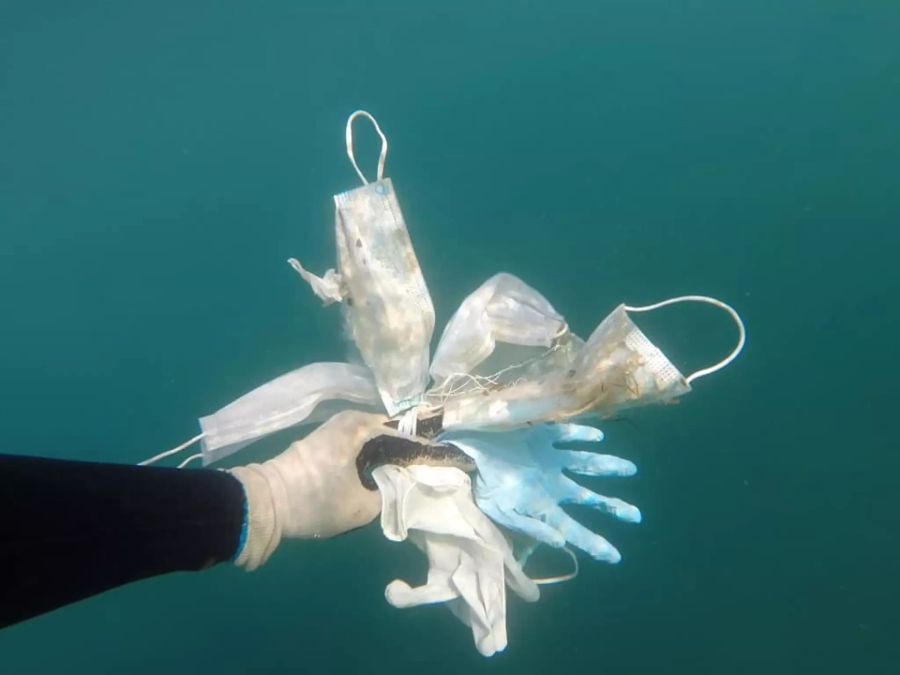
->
[385,579,459,608]
[543,506,622,563]
[481,501,566,549]
[439,424,638,566]
[550,423,604,445]
[558,450,637,476]
[451,565,494,635]
[556,476,642,523]
[451,562,507,658]
[446,599,504,657]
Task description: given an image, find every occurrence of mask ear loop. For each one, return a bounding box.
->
[345,110,388,185]
[518,542,580,585]
[138,433,204,466]
[396,407,419,437]
[623,295,746,384]
[177,452,204,469]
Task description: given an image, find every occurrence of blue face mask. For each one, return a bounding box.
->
[439,423,641,562]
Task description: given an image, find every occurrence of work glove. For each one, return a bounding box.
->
[229,410,390,570]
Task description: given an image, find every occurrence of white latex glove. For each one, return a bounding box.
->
[229,410,389,570]
[372,464,539,657]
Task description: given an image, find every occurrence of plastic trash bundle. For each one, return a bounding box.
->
[139,111,745,657]
[427,284,743,565]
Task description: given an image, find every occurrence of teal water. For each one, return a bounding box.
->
[1,2,897,673]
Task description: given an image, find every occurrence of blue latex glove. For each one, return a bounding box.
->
[439,424,640,562]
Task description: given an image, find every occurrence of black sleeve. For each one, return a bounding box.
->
[0,454,246,629]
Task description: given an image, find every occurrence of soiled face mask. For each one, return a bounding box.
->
[441,295,745,430]
[429,272,567,383]
[139,362,382,467]
[289,111,435,416]
[140,112,435,468]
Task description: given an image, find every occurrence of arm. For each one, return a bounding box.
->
[0,454,244,628]
[0,411,390,628]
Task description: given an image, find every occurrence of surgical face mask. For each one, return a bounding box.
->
[290,111,435,416]
[139,362,381,467]
[140,112,436,468]
[441,295,745,430]
[424,272,580,425]
[430,273,567,383]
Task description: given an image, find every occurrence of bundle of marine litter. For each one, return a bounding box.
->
[155,112,745,656]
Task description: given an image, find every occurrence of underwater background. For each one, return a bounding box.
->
[1,2,897,673]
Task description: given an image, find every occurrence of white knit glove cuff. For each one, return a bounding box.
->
[229,465,283,571]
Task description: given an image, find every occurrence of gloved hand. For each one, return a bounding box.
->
[229,410,389,570]
[440,423,641,563]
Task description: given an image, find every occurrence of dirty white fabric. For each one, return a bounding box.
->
[430,273,565,382]
[198,362,380,465]
[441,303,692,430]
[290,112,435,417]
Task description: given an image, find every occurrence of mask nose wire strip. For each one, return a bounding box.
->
[138,433,205,466]
[624,295,746,385]
[346,110,388,185]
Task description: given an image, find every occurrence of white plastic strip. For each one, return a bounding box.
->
[624,295,746,384]
[138,433,204,466]
[397,407,419,437]
[517,542,580,585]
[345,110,388,185]
[176,452,204,469]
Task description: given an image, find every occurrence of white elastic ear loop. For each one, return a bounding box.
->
[396,407,419,437]
[518,543,580,585]
[177,452,204,469]
[138,433,204,466]
[623,295,746,385]
[345,110,388,185]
